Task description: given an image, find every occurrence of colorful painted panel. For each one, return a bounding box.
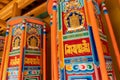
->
[59,0,87,34]
[2,16,46,80]
[26,22,42,50]
[7,67,19,80]
[24,22,43,80]
[11,25,22,51]
[7,55,19,80]
[60,31,101,80]
[49,0,116,79]
[57,0,108,80]
[24,66,41,80]
[8,55,20,67]
[23,54,42,80]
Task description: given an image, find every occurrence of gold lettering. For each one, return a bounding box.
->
[65,40,90,55]
[72,44,77,54]
[10,56,40,66]
[77,44,83,53]
[82,40,90,52]
[10,57,20,66]
[65,44,72,54]
[24,56,40,65]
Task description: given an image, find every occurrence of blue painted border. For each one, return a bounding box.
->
[69,75,93,80]
[88,26,99,66]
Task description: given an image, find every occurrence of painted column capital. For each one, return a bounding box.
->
[53,1,57,10]
[101,2,108,14]
[6,25,10,36]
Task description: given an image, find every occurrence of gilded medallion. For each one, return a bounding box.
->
[27,34,40,49]
[64,10,85,31]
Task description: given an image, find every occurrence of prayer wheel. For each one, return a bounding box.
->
[48,0,117,80]
[0,16,46,80]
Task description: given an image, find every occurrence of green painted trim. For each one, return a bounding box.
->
[9,49,41,55]
[63,31,89,41]
[25,50,41,54]
[25,77,39,80]
[36,12,49,19]
[57,2,63,30]
[9,50,20,55]
[58,3,62,30]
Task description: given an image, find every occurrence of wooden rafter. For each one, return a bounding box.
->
[0,1,49,34]
[0,0,34,20]
[0,0,10,4]
[0,4,4,9]
[0,19,6,34]
[12,2,21,17]
[23,2,47,17]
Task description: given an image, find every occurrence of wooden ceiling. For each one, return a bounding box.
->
[0,0,12,10]
[0,0,120,33]
[0,0,47,35]
[0,0,13,35]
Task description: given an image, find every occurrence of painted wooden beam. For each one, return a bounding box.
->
[43,16,50,24]
[0,19,6,34]
[23,2,47,17]
[17,0,34,9]
[0,6,3,9]
[0,4,5,9]
[12,2,21,17]
[0,0,10,4]
[0,0,34,20]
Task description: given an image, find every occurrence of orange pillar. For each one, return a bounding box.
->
[18,20,25,80]
[87,0,109,80]
[101,2,120,72]
[1,25,12,80]
[43,25,46,80]
[0,25,9,80]
[51,2,58,80]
